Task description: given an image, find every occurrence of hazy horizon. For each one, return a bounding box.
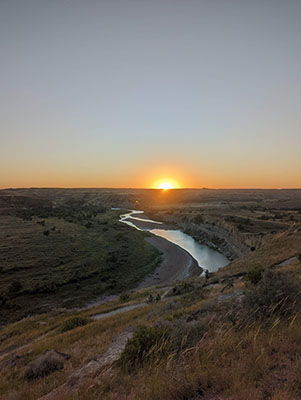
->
[1,0,301,189]
[1,186,301,191]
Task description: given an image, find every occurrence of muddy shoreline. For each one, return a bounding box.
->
[138,235,201,288]
[122,214,202,287]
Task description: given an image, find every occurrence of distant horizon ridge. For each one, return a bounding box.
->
[1,186,301,191]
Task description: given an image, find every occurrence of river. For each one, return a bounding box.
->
[119,210,229,273]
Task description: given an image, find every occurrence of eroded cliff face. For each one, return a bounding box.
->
[150,212,272,261]
[176,217,249,261]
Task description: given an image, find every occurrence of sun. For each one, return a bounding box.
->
[158,182,174,190]
[152,178,180,190]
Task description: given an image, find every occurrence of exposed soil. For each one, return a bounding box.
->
[138,235,201,288]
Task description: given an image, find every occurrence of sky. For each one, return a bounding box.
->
[1,0,300,189]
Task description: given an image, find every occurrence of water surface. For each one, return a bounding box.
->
[120,210,229,272]
[150,228,229,272]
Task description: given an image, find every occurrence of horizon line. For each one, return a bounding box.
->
[1,186,301,191]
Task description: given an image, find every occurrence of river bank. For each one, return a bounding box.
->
[139,235,201,288]
[121,210,228,287]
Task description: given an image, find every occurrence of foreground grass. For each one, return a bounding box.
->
[1,255,301,399]
[0,294,157,399]
[112,315,301,400]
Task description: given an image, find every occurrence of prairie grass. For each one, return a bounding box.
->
[2,272,301,399]
[85,311,301,400]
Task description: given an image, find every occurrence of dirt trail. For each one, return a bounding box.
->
[39,327,136,399]
[92,302,147,320]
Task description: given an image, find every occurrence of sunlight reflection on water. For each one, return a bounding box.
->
[120,210,229,272]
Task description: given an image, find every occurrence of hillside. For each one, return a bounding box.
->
[0,209,301,399]
[0,190,161,325]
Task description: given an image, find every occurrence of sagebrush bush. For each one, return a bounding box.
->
[244,270,300,319]
[60,316,91,332]
[171,319,205,350]
[167,282,195,297]
[24,350,69,380]
[119,292,130,302]
[245,265,265,285]
[118,325,171,372]
[8,280,22,294]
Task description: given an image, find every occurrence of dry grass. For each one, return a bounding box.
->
[1,281,301,399]
[0,295,162,399]
[216,228,301,277]
[81,311,301,400]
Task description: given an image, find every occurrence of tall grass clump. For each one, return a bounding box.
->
[118,325,171,372]
[244,269,300,320]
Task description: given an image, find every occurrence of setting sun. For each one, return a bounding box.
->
[153,178,180,190]
[158,182,174,190]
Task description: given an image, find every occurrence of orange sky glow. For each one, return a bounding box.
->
[1,2,300,190]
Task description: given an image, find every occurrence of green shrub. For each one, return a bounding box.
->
[60,316,91,333]
[115,232,125,241]
[168,282,195,297]
[118,325,171,372]
[31,282,56,294]
[245,265,265,285]
[244,270,300,319]
[193,214,204,224]
[8,280,22,294]
[119,292,130,303]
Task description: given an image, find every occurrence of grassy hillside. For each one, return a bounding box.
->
[0,192,161,325]
[1,188,301,399]
[0,226,301,399]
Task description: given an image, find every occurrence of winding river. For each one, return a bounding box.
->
[120,210,229,273]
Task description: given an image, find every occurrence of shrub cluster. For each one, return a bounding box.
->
[8,280,22,294]
[244,270,300,319]
[60,316,91,333]
[245,265,265,285]
[119,292,130,303]
[118,325,171,372]
[167,282,195,297]
[118,320,207,373]
[24,350,69,380]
